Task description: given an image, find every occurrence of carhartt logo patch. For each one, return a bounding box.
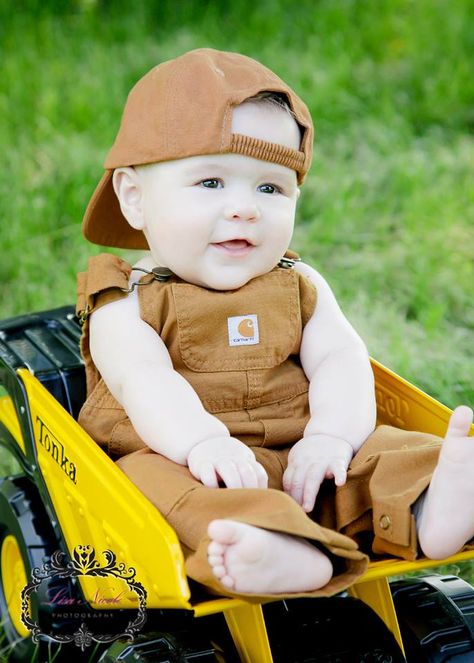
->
[228,315,259,346]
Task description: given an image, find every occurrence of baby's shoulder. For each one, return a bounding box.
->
[292,261,345,323]
[294,261,338,300]
[293,261,326,287]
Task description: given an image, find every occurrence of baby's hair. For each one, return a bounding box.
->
[243,92,303,144]
[244,92,296,119]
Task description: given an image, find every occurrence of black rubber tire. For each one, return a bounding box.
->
[0,475,56,663]
[391,574,474,662]
[97,628,224,662]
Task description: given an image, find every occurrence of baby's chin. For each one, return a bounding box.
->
[196,276,255,291]
[185,269,265,292]
[170,255,287,290]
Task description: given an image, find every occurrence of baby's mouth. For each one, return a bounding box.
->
[215,239,253,250]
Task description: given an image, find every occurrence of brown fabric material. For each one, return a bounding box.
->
[78,253,317,455]
[76,254,132,396]
[82,48,314,250]
[115,428,443,601]
[116,445,368,601]
[76,253,132,318]
[229,133,306,171]
[333,426,441,560]
[76,252,447,600]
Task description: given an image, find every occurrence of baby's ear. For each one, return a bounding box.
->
[112,167,145,230]
[296,187,301,200]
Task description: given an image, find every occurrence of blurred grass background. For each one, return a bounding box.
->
[0,1,473,654]
[1,0,472,408]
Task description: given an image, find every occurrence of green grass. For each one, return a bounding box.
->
[0,1,473,657]
[1,0,472,407]
[0,635,102,663]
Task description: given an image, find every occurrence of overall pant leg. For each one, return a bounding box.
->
[116,446,368,602]
[326,426,442,560]
[116,426,448,602]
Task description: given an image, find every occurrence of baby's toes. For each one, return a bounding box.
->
[208,552,224,567]
[210,562,228,579]
[218,573,235,588]
[208,540,225,556]
[208,540,227,578]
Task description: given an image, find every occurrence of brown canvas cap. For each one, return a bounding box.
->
[83,48,314,249]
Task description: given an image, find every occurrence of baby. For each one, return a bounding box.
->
[77,48,474,599]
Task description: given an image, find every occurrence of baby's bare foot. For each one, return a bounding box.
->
[207,519,332,594]
[418,405,474,559]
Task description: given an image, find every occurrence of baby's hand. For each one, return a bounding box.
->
[283,435,354,512]
[187,437,268,489]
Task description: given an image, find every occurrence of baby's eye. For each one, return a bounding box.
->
[199,178,223,189]
[258,183,281,194]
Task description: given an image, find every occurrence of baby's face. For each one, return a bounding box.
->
[137,102,301,290]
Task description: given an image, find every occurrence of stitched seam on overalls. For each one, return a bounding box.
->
[165,486,200,519]
[203,380,309,413]
[245,370,263,409]
[109,418,130,456]
[274,450,288,475]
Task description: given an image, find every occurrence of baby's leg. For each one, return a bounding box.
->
[207,520,333,594]
[417,406,474,559]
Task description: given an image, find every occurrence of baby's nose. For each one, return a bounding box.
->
[224,198,261,222]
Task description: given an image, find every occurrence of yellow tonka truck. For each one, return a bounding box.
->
[0,305,473,663]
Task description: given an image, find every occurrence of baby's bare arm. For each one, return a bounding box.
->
[283,262,376,511]
[89,291,227,463]
[295,261,376,449]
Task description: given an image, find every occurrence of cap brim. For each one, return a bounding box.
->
[82,170,149,250]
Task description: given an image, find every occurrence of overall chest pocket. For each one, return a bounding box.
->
[172,271,303,373]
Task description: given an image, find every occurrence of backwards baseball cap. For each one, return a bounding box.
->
[83,48,314,249]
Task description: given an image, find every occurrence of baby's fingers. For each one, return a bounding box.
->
[327,460,348,487]
[302,464,327,512]
[219,459,267,489]
[216,459,244,488]
[255,462,269,489]
[232,460,260,489]
[283,464,324,508]
[197,462,220,488]
[282,464,304,505]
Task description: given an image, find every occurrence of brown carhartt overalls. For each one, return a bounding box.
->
[77,253,443,601]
